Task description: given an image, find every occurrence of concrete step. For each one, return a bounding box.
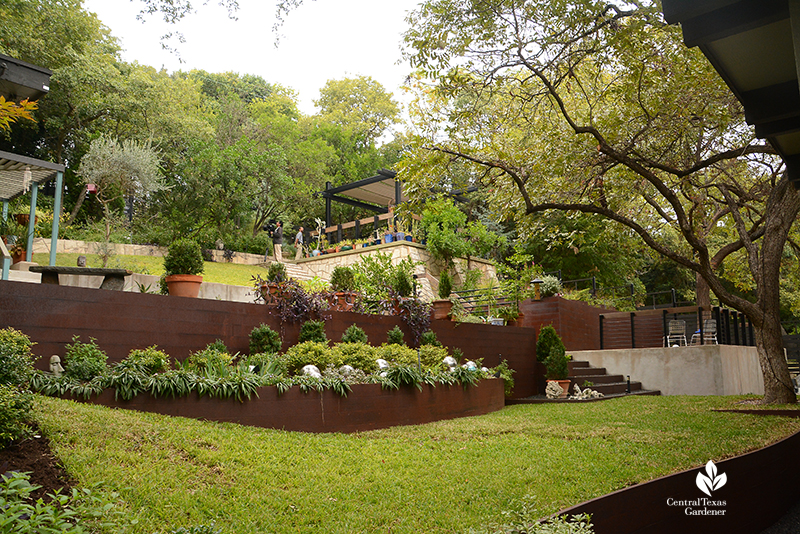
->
[572,374,625,385]
[570,366,607,376]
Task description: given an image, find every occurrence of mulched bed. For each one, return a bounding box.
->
[0,427,74,501]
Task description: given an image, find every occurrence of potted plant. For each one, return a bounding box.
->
[432,270,453,320]
[339,240,354,252]
[330,265,357,311]
[1,219,27,264]
[163,238,204,297]
[260,262,287,305]
[544,344,571,398]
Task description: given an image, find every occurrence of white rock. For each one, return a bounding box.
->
[376,358,390,370]
[339,365,355,376]
[302,364,322,378]
[463,360,477,370]
[443,356,458,368]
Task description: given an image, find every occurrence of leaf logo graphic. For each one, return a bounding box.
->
[696,460,727,497]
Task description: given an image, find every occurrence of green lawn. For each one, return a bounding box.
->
[33,395,800,534]
[29,252,267,287]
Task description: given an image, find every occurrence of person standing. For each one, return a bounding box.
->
[270,221,283,262]
[294,226,304,260]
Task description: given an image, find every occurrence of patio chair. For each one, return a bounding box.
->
[691,319,718,345]
[665,319,688,346]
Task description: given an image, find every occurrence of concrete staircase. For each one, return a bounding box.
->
[568,360,661,397]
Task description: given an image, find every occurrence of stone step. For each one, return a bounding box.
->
[570,366,607,376]
[572,374,625,385]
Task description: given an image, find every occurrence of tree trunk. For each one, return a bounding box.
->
[65,186,88,227]
[696,272,710,309]
[753,306,795,404]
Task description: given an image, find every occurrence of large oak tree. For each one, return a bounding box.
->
[400,0,799,403]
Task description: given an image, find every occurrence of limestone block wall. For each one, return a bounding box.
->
[298,241,497,302]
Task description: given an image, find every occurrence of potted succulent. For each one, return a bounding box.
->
[432,270,453,320]
[163,238,204,297]
[329,265,357,311]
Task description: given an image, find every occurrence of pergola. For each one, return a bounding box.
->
[662,0,800,186]
[318,169,405,228]
[0,53,64,280]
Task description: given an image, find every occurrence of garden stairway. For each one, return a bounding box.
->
[281,261,315,282]
[567,360,661,398]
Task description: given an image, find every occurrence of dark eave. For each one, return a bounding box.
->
[662,0,800,184]
[0,53,51,101]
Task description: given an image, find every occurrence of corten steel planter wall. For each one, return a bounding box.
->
[518,296,611,352]
[0,281,540,397]
[63,379,506,433]
[557,426,800,534]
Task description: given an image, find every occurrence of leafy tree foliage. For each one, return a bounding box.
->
[401,0,799,403]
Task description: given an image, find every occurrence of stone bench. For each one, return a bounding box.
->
[29,266,133,291]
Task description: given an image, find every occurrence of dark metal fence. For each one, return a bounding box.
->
[599,306,755,350]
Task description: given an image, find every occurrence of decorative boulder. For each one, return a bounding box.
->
[462,360,477,370]
[376,359,390,370]
[302,364,322,378]
[339,365,355,376]
[443,356,457,369]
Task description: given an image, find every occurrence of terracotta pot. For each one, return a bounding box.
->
[11,249,25,264]
[13,214,38,226]
[547,379,571,399]
[431,299,453,320]
[333,291,355,311]
[165,274,203,298]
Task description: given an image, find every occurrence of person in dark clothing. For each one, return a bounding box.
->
[269,221,283,262]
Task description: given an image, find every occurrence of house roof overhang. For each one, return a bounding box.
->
[0,53,51,101]
[662,0,800,185]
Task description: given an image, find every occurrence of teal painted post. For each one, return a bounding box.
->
[25,182,38,262]
[49,171,63,266]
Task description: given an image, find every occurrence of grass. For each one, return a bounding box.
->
[29,252,267,287]
[33,394,800,534]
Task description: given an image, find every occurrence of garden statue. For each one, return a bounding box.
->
[77,255,86,267]
[302,364,321,378]
[49,355,64,376]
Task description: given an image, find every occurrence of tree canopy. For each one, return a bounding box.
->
[400,0,799,403]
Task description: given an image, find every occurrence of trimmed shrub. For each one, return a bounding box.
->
[266,262,287,283]
[536,325,564,363]
[186,348,233,375]
[206,339,229,354]
[545,344,569,380]
[341,324,368,344]
[392,270,414,297]
[374,344,418,367]
[0,385,32,447]
[330,343,378,373]
[386,325,405,346]
[163,238,204,276]
[249,324,282,355]
[63,336,108,382]
[438,270,452,299]
[299,320,327,343]
[125,346,171,375]
[419,330,442,347]
[0,328,36,386]
[284,341,333,375]
[418,345,450,370]
[330,266,356,292]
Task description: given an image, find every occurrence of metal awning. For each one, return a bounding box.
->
[662,0,800,185]
[0,150,64,201]
[318,169,406,226]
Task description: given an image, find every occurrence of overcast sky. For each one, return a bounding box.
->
[83,0,421,115]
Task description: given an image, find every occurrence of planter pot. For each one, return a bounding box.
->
[547,379,571,399]
[384,233,394,243]
[431,299,453,320]
[332,291,356,311]
[13,214,38,226]
[508,312,526,327]
[395,232,405,241]
[11,249,25,264]
[340,245,353,251]
[165,274,203,298]
[311,249,321,257]
[405,235,413,242]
